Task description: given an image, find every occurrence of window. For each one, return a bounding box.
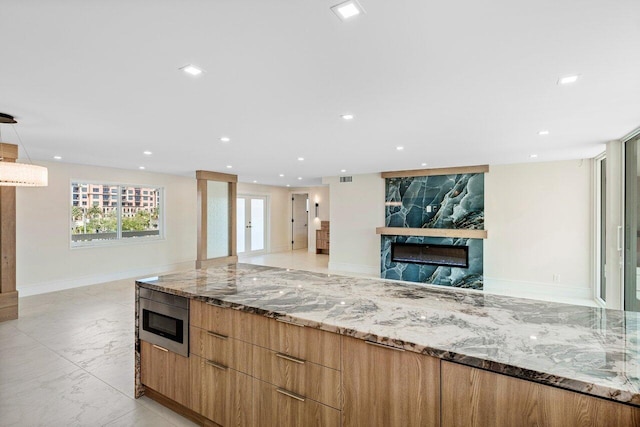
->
[71,182,163,246]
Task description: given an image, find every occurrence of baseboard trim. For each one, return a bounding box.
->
[328,261,379,276]
[483,277,595,306]
[17,260,195,297]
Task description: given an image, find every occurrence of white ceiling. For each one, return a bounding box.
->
[1,0,639,186]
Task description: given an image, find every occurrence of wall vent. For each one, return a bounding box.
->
[339,176,353,183]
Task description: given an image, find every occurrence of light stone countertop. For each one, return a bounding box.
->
[136,263,640,407]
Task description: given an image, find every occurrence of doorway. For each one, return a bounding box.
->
[237,195,267,256]
[291,193,308,250]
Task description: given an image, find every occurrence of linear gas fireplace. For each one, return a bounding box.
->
[391,242,469,268]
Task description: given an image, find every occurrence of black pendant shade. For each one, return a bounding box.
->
[0,113,17,124]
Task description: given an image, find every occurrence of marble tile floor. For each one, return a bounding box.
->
[0,250,341,427]
[0,279,198,427]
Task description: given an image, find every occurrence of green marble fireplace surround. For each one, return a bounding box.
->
[381,168,486,289]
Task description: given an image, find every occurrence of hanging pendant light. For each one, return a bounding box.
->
[0,113,48,187]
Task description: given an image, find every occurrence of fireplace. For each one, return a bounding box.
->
[391,242,469,268]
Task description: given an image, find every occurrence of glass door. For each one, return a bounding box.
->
[237,196,266,255]
[624,135,640,311]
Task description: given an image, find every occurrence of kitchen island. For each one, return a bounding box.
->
[135,263,640,426]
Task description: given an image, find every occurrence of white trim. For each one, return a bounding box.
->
[593,153,606,306]
[17,260,194,297]
[328,261,378,276]
[483,277,596,306]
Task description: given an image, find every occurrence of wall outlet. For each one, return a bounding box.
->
[552,274,560,283]
[426,206,432,213]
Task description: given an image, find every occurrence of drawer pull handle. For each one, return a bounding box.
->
[276,318,305,327]
[276,388,306,402]
[205,360,228,371]
[365,340,405,352]
[152,344,168,352]
[207,331,228,340]
[275,353,306,365]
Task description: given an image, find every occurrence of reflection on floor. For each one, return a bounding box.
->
[240,248,331,273]
[0,249,361,426]
[240,248,375,278]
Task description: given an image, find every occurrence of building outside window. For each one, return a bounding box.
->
[71,182,163,246]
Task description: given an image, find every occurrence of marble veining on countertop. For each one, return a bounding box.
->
[136,263,640,406]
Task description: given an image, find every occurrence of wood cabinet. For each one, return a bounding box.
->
[252,345,341,409]
[251,315,341,370]
[142,300,640,427]
[182,301,342,426]
[140,340,191,409]
[441,361,640,427]
[189,354,253,427]
[342,336,441,427]
[190,326,253,375]
[253,377,341,427]
[315,221,329,254]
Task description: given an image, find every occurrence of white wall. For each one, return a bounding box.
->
[325,174,384,275]
[237,183,291,254]
[16,161,197,296]
[325,161,594,304]
[484,160,593,303]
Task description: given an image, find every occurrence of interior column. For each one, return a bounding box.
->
[0,142,18,321]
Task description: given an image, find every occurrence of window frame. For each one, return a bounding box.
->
[70,180,165,248]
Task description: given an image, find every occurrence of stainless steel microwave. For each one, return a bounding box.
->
[138,288,189,357]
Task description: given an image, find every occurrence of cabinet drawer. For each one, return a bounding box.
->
[190,326,253,375]
[190,300,252,341]
[252,316,341,370]
[253,378,340,427]
[252,345,341,409]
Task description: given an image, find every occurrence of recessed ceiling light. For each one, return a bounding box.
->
[421,162,427,166]
[180,64,204,76]
[139,166,145,170]
[341,114,354,120]
[279,174,285,177]
[530,154,538,159]
[396,146,404,151]
[286,184,290,187]
[297,177,303,180]
[143,150,152,155]
[331,0,365,21]
[220,137,230,143]
[538,130,549,136]
[340,169,347,173]
[297,157,304,161]
[558,75,579,85]
[253,180,257,183]
[226,165,233,169]
[53,156,62,160]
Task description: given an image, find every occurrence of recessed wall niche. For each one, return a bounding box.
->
[381,169,485,289]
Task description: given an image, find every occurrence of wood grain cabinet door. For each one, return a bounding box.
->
[140,340,190,408]
[252,316,341,369]
[342,337,440,427]
[253,378,340,427]
[195,354,230,426]
[441,361,640,427]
